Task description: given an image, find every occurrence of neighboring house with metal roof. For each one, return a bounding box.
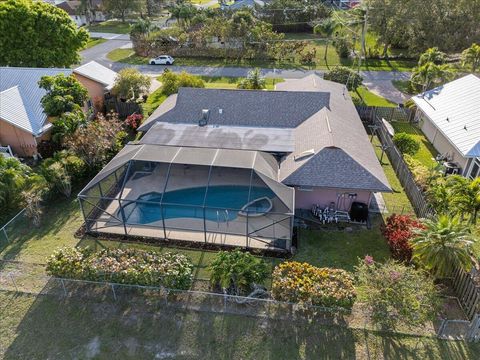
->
[137,75,390,210]
[412,74,480,178]
[0,62,117,157]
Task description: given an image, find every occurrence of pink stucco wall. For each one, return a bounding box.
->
[294,187,372,210]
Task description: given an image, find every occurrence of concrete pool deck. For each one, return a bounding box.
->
[83,167,293,252]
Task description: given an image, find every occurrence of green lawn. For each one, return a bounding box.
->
[392,80,416,96]
[2,291,478,359]
[107,48,148,65]
[83,37,107,50]
[87,21,132,34]
[200,76,284,90]
[350,86,397,107]
[142,90,167,116]
[371,136,415,214]
[293,216,390,272]
[390,122,438,168]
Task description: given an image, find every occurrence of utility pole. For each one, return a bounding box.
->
[358,6,368,73]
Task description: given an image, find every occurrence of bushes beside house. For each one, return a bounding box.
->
[46,247,195,289]
[381,214,424,263]
[393,132,420,156]
[271,261,356,308]
[324,67,363,90]
[161,70,205,96]
[356,256,439,331]
[209,250,269,295]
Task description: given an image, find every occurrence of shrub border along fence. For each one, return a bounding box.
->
[2,260,480,341]
[357,106,436,219]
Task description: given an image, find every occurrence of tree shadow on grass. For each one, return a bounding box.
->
[0,196,82,268]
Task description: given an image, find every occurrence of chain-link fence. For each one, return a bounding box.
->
[0,259,444,338]
[0,209,27,248]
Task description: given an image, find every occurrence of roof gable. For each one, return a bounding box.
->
[282,147,391,192]
[74,61,118,90]
[0,67,72,135]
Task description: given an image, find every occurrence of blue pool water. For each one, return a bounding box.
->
[121,185,275,224]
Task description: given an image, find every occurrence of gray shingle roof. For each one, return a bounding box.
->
[139,87,330,131]
[0,67,72,135]
[138,76,390,192]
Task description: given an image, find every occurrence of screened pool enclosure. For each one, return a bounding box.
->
[78,144,295,252]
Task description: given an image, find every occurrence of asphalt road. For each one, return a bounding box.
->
[81,36,411,103]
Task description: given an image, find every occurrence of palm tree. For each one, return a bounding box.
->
[411,216,475,277]
[449,177,480,224]
[462,43,480,73]
[410,62,455,91]
[237,68,266,90]
[418,47,446,66]
[314,18,339,63]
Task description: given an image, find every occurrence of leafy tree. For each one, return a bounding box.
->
[448,177,480,224]
[462,43,480,72]
[314,18,340,62]
[64,113,124,170]
[259,0,331,32]
[356,257,439,331]
[39,74,89,117]
[112,68,151,101]
[324,66,363,90]
[160,70,205,96]
[237,68,266,90]
[393,133,420,155]
[39,161,72,198]
[102,0,143,22]
[51,110,87,145]
[333,37,352,59]
[0,157,46,213]
[0,0,88,67]
[168,3,198,28]
[209,250,268,295]
[411,216,476,277]
[418,47,447,66]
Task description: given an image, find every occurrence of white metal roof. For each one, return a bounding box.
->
[0,67,72,135]
[73,61,118,90]
[412,74,480,158]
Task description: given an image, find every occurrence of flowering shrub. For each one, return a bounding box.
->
[271,261,356,308]
[46,247,194,289]
[381,214,424,262]
[124,113,143,131]
[356,257,439,330]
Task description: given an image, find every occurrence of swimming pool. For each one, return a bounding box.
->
[121,185,275,224]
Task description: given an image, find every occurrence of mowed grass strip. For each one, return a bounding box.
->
[1,291,479,359]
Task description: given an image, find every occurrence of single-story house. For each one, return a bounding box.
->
[0,61,117,157]
[78,75,390,252]
[412,74,480,178]
[221,0,265,11]
[56,0,106,27]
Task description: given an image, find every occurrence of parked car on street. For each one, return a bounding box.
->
[149,55,174,65]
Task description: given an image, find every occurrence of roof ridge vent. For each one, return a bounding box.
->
[294,149,315,161]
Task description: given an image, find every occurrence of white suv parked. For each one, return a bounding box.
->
[149,55,175,65]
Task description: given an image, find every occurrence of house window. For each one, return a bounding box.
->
[469,159,480,179]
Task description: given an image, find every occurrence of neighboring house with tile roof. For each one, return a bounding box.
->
[412,74,480,179]
[56,0,105,27]
[0,62,117,157]
[137,75,390,211]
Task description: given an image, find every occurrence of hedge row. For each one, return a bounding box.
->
[271,261,356,308]
[46,247,194,290]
